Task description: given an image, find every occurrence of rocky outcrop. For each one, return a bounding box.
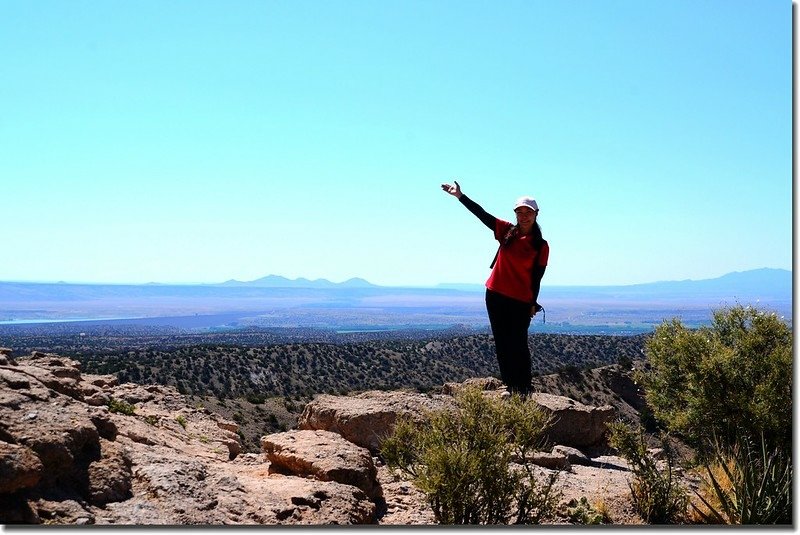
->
[552,445,592,466]
[261,430,381,501]
[529,393,615,447]
[298,390,454,452]
[0,351,378,525]
[0,442,43,494]
[0,348,639,526]
[301,381,615,451]
[441,376,505,395]
[529,451,571,470]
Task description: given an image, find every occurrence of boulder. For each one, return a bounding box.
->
[87,440,133,505]
[441,377,505,396]
[0,396,102,484]
[0,441,44,493]
[221,472,377,525]
[529,451,570,470]
[298,390,453,452]
[84,374,119,389]
[13,353,84,400]
[529,393,615,447]
[0,348,15,366]
[261,430,381,500]
[552,445,592,466]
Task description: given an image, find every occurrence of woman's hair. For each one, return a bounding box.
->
[529,222,544,251]
[503,223,545,251]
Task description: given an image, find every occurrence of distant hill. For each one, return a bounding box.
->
[439,268,791,299]
[626,267,791,297]
[217,275,377,289]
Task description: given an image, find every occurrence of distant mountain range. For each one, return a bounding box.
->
[440,268,792,298]
[0,268,791,296]
[616,267,791,297]
[0,268,790,330]
[212,267,792,295]
[216,275,374,289]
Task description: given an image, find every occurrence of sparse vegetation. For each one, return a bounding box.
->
[4,332,646,401]
[608,422,688,524]
[143,415,159,426]
[564,497,610,525]
[3,329,645,453]
[175,415,187,429]
[381,387,561,525]
[107,398,136,415]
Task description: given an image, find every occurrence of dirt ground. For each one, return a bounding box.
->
[376,454,652,526]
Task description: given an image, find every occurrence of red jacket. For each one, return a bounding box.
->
[459,194,548,305]
[488,219,549,304]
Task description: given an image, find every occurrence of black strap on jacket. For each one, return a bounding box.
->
[490,233,547,324]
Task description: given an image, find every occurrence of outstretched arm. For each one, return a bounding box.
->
[441,180,496,231]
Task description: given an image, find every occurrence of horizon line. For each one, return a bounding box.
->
[0,267,790,289]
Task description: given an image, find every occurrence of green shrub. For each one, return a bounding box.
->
[175,415,188,429]
[143,415,159,426]
[639,305,791,452]
[565,497,608,525]
[245,393,266,404]
[691,433,792,525]
[608,421,688,524]
[108,398,136,415]
[381,388,560,524]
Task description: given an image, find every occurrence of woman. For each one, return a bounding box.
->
[441,180,549,396]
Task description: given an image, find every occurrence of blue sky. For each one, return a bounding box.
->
[2,0,791,287]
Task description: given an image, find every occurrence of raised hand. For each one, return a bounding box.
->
[440,180,462,198]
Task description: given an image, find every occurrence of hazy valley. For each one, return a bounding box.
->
[0,268,790,335]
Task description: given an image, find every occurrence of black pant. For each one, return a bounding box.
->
[485,289,532,395]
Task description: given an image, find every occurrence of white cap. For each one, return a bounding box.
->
[513,196,539,212]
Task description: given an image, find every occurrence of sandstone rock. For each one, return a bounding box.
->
[218,473,377,525]
[552,445,592,466]
[529,451,570,470]
[84,389,112,407]
[0,349,382,525]
[87,440,132,505]
[441,376,505,396]
[29,497,94,525]
[271,481,376,524]
[111,383,159,404]
[13,353,84,401]
[375,462,435,525]
[26,351,82,377]
[84,374,119,389]
[0,348,682,526]
[3,399,101,485]
[0,348,15,366]
[0,367,50,411]
[261,430,381,500]
[298,390,453,452]
[0,442,44,493]
[217,420,239,434]
[529,393,615,447]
